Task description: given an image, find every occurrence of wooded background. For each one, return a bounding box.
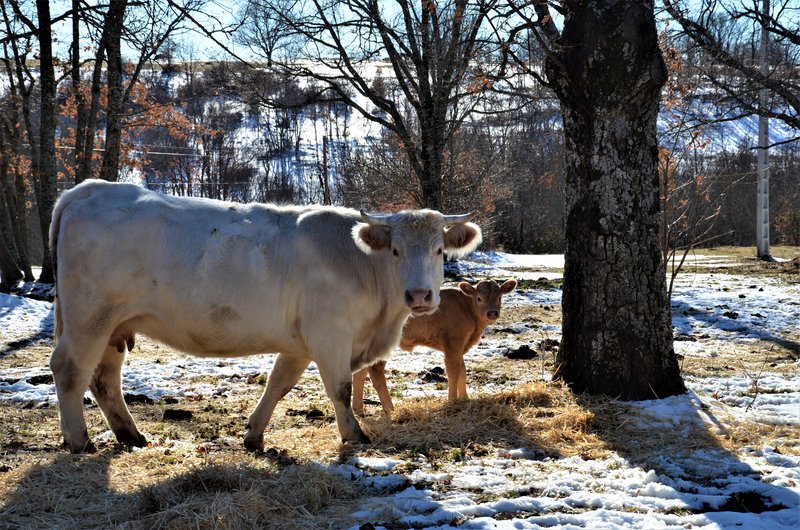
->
[1,0,797,287]
[1,0,798,398]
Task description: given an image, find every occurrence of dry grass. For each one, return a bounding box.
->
[0,450,360,529]
[2,373,799,528]
[362,381,607,461]
[2,249,799,528]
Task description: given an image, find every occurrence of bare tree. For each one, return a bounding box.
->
[4,0,60,283]
[99,0,130,182]
[244,0,497,210]
[663,0,800,137]
[235,0,295,67]
[0,152,24,290]
[498,0,685,398]
[75,0,198,182]
[0,6,35,284]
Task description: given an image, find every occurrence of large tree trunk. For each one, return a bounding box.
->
[0,146,33,282]
[70,0,89,184]
[99,0,128,182]
[0,155,23,291]
[75,40,106,184]
[34,0,57,284]
[548,0,685,399]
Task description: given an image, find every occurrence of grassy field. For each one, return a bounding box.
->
[0,250,798,529]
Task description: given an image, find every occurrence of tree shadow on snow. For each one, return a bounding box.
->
[0,303,54,357]
[578,391,800,527]
[671,299,800,359]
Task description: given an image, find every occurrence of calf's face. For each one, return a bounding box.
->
[459,279,517,322]
[355,211,482,315]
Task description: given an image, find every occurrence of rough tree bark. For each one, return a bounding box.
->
[33,0,57,284]
[0,156,24,291]
[99,0,129,182]
[70,0,89,184]
[548,0,685,399]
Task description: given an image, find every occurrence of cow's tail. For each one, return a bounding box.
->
[49,188,72,342]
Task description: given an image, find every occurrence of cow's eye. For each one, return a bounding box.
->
[477,297,483,302]
[392,248,400,257]
[436,247,443,256]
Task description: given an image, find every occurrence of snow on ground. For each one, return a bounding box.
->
[1,251,798,529]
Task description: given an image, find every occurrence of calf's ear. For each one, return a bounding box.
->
[443,222,482,259]
[459,282,477,296]
[354,223,391,252]
[500,279,518,294]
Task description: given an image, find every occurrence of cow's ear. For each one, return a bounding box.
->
[500,279,517,294]
[354,223,391,253]
[459,282,476,296]
[443,222,482,259]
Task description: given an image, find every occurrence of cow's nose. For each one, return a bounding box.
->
[405,288,433,310]
[486,310,499,320]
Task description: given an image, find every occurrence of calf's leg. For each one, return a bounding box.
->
[456,355,469,399]
[368,361,394,414]
[245,353,310,451]
[352,362,394,415]
[352,367,369,414]
[89,344,146,447]
[444,349,469,401]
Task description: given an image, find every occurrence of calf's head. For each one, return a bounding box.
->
[355,210,482,315]
[459,279,517,322]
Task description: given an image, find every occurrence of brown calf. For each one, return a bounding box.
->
[353,279,517,414]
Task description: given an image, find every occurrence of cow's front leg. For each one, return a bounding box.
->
[245,353,309,452]
[317,355,370,444]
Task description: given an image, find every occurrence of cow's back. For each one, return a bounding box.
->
[52,180,394,357]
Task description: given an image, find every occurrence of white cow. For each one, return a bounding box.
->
[49,180,482,453]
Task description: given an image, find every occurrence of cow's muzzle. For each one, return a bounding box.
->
[406,288,434,314]
[486,310,499,321]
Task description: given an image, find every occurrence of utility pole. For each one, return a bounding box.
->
[321,135,331,205]
[756,0,772,260]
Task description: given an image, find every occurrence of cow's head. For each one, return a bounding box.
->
[459,279,517,322]
[354,210,482,315]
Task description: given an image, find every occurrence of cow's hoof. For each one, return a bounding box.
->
[243,434,264,452]
[68,440,97,454]
[116,430,147,448]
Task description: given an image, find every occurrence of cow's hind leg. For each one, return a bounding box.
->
[316,354,370,444]
[244,353,310,452]
[50,334,107,453]
[89,344,146,448]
